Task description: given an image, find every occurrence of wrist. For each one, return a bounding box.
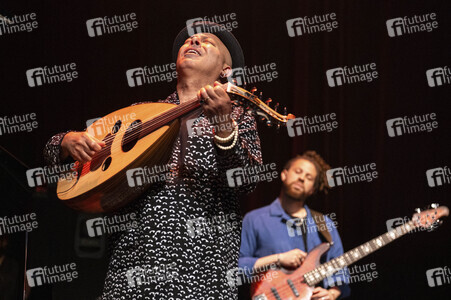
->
[215,121,234,138]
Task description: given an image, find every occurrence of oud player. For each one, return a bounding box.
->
[44,21,262,299]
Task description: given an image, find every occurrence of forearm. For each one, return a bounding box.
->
[253,253,280,271]
[43,131,72,165]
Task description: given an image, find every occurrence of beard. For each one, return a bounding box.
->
[283,182,308,200]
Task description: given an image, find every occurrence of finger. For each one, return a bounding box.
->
[297,256,303,265]
[91,135,106,147]
[73,148,92,163]
[80,141,97,157]
[86,136,103,151]
[204,85,218,100]
[312,287,322,294]
[214,83,227,96]
[200,87,210,101]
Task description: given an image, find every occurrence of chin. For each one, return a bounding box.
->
[286,189,304,201]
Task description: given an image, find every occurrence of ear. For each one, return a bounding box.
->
[281,169,287,182]
[221,66,232,78]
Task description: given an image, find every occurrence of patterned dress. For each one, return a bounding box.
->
[43,92,262,300]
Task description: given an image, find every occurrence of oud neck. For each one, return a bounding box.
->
[141,98,200,137]
[304,220,416,286]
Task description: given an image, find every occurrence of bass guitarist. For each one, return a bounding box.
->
[239,151,350,299]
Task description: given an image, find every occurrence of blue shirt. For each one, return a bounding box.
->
[239,198,350,298]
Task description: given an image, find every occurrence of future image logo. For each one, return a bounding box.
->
[326,163,378,188]
[86,13,138,37]
[126,64,177,87]
[26,63,78,87]
[386,13,438,37]
[386,113,438,137]
[186,13,238,36]
[426,167,451,188]
[426,67,451,87]
[286,113,338,137]
[286,13,338,37]
[426,267,451,287]
[326,63,378,87]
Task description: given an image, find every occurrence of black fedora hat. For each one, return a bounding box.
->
[172,20,245,69]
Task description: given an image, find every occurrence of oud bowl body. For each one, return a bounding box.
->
[57,103,180,213]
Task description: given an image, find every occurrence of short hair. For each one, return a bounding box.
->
[283,151,331,195]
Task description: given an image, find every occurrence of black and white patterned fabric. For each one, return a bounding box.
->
[44,92,262,299]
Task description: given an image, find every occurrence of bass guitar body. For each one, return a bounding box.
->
[57,103,180,212]
[251,243,330,300]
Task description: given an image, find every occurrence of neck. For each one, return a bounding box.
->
[279,191,307,217]
[176,76,217,104]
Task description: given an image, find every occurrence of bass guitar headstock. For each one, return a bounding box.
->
[226,83,295,129]
[412,203,449,231]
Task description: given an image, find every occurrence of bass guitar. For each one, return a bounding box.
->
[250,204,449,300]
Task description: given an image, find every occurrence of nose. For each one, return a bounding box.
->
[190,36,201,47]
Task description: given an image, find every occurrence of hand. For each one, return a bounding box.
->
[279,249,307,269]
[197,81,234,138]
[61,132,105,163]
[311,287,336,300]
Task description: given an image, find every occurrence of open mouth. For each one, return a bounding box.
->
[184,48,201,57]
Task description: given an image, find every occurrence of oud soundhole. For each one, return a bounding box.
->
[102,157,112,171]
[122,120,142,152]
[112,120,122,134]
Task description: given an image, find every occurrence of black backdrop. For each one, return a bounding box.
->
[0,0,450,299]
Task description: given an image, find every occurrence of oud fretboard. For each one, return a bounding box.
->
[303,220,416,286]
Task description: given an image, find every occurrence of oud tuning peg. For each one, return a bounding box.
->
[431,203,439,209]
[274,102,280,112]
[265,98,272,106]
[251,87,257,94]
[415,208,421,213]
[259,91,263,99]
[283,107,288,116]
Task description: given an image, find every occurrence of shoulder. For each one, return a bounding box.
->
[243,204,271,223]
[308,208,339,228]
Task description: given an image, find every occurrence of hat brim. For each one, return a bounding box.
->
[172,21,245,69]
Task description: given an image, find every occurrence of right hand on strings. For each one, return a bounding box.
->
[61,132,105,163]
[279,248,307,269]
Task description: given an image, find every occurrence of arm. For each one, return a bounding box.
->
[253,248,307,271]
[43,131,105,166]
[199,82,263,194]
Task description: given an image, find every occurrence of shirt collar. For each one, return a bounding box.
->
[269,198,311,220]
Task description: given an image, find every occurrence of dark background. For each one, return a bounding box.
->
[0,0,450,299]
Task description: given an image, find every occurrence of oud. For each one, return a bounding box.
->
[56,83,294,212]
[250,205,449,300]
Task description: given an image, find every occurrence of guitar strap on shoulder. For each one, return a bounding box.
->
[309,209,333,244]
